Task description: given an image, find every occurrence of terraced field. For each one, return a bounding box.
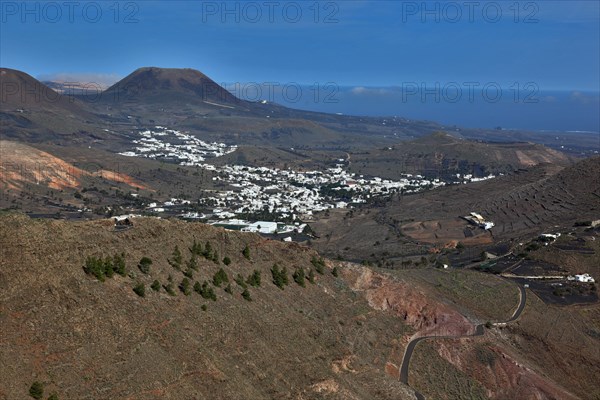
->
[477,159,599,238]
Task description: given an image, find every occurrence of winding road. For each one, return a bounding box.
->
[399,283,527,399]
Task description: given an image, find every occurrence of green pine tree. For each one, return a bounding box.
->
[293,268,306,287]
[190,239,203,256]
[133,282,145,297]
[180,278,191,295]
[164,282,176,296]
[29,381,44,400]
[138,257,152,274]
[169,245,183,270]
[307,268,315,284]
[83,256,105,282]
[271,264,288,290]
[183,268,194,279]
[203,241,213,259]
[246,270,262,287]
[213,268,229,287]
[311,256,326,274]
[241,288,252,301]
[186,254,199,271]
[235,273,248,289]
[113,253,126,276]
[224,283,233,294]
[242,244,250,260]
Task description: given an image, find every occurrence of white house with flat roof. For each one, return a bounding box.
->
[242,221,278,234]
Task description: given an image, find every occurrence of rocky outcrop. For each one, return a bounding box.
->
[344,264,475,337]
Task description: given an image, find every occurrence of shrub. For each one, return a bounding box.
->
[201,304,208,311]
[307,268,315,284]
[29,381,44,399]
[138,257,153,274]
[164,282,176,296]
[271,264,289,290]
[183,268,194,279]
[213,268,229,287]
[242,244,250,260]
[311,256,326,275]
[180,278,191,296]
[169,245,183,270]
[203,241,213,259]
[195,280,217,301]
[281,267,289,285]
[190,239,203,255]
[113,253,126,276]
[241,288,252,301]
[103,257,115,278]
[186,254,199,271]
[47,393,59,400]
[223,256,232,266]
[246,270,261,287]
[133,283,145,297]
[212,250,220,264]
[83,256,106,282]
[235,273,248,289]
[151,280,161,292]
[224,283,233,294]
[332,266,339,277]
[293,268,306,287]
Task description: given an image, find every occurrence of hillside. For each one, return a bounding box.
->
[347,132,571,179]
[1,215,588,400]
[0,68,91,114]
[0,68,124,146]
[0,214,420,400]
[0,141,147,192]
[311,156,600,262]
[0,140,224,217]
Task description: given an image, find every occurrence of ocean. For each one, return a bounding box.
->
[229,83,600,133]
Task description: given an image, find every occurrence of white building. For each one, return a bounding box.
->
[243,221,278,234]
[568,273,595,283]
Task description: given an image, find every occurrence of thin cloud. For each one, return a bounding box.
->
[570,91,599,105]
[350,86,391,96]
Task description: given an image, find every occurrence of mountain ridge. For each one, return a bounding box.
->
[101,66,243,107]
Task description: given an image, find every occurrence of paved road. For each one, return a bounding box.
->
[505,284,526,323]
[399,282,526,399]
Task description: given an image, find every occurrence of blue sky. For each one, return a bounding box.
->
[1,1,599,91]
